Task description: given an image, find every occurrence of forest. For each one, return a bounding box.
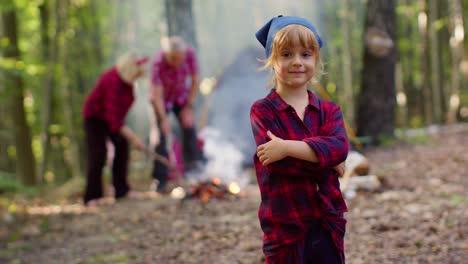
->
[0,0,467,263]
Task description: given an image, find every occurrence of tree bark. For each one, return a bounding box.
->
[419,0,433,125]
[56,0,83,179]
[39,0,57,181]
[164,0,197,49]
[399,0,422,123]
[356,0,397,143]
[1,0,37,185]
[447,0,464,123]
[429,0,443,123]
[88,1,104,64]
[340,0,355,126]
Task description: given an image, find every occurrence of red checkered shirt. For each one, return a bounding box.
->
[250,89,349,258]
[149,46,199,109]
[83,67,134,133]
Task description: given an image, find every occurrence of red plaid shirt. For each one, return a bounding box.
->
[83,67,134,133]
[250,89,349,258]
[149,46,198,109]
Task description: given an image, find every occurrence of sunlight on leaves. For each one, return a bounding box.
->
[7,146,16,159]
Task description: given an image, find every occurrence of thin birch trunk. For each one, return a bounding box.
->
[341,0,355,126]
[429,0,443,123]
[447,0,464,123]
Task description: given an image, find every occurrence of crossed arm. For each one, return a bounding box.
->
[250,103,349,176]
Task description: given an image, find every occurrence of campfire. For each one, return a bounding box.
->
[170,127,248,203]
[180,177,241,203]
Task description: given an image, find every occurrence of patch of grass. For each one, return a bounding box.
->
[378,135,399,147]
[0,172,40,196]
[449,194,468,206]
[415,240,424,248]
[81,253,137,264]
[0,242,33,256]
[403,134,430,145]
[439,193,468,206]
[40,218,50,233]
[6,229,22,243]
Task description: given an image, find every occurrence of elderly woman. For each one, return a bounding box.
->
[149,36,204,192]
[82,51,148,206]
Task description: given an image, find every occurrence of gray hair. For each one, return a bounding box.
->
[161,36,186,53]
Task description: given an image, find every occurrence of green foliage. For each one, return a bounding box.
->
[409,116,424,128]
[0,173,19,193]
[0,1,15,13]
[0,171,39,195]
[377,134,398,147]
[404,133,429,145]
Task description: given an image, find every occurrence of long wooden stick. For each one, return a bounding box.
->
[146,149,184,185]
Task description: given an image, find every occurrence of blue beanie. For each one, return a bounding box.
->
[255,15,323,57]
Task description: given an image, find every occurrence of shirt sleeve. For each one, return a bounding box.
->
[103,78,126,133]
[186,47,199,75]
[150,55,162,86]
[302,104,349,168]
[250,101,325,178]
[149,55,162,103]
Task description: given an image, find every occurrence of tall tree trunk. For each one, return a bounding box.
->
[419,0,433,125]
[57,0,83,179]
[340,0,355,126]
[437,1,451,114]
[429,0,443,123]
[398,0,419,124]
[164,0,197,49]
[395,63,408,127]
[89,1,103,64]
[447,0,464,123]
[1,0,37,185]
[39,0,57,181]
[356,0,397,143]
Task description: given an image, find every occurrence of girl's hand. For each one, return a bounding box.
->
[333,162,346,177]
[257,131,287,166]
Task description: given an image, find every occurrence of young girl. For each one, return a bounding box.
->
[250,16,349,263]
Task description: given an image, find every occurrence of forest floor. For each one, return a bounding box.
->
[0,127,467,264]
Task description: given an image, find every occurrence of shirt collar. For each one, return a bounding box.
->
[267,89,320,111]
[113,67,133,89]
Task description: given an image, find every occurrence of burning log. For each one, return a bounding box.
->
[182,178,241,203]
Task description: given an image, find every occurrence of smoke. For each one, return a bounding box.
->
[186,127,250,189]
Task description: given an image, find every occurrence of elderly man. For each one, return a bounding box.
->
[149,36,203,192]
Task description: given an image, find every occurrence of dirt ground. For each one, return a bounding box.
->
[1,129,467,264]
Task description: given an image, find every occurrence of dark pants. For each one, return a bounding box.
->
[152,104,203,191]
[265,219,343,264]
[83,117,130,204]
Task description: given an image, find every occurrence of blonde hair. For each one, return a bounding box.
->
[116,51,144,83]
[260,24,325,87]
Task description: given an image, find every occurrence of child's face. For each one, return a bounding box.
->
[273,44,316,90]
